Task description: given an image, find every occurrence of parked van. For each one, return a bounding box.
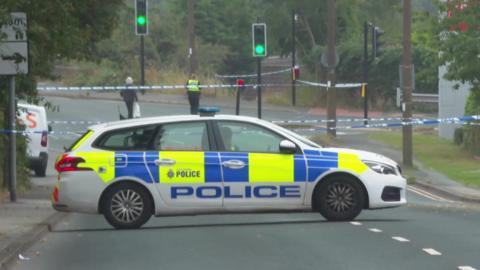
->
[17,103,49,177]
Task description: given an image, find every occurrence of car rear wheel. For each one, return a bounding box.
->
[102,182,152,229]
[34,153,48,177]
[313,175,365,221]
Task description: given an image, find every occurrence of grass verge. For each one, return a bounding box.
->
[369,130,480,187]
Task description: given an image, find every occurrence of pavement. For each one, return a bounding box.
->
[1,95,480,270]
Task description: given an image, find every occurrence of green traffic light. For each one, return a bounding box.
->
[255,44,265,55]
[137,15,146,26]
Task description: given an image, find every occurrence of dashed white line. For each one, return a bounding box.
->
[369,228,382,233]
[458,266,477,270]
[422,248,442,256]
[391,236,410,242]
[350,221,362,226]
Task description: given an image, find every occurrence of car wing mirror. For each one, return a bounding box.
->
[279,140,297,154]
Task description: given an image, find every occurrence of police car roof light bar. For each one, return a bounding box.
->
[199,107,220,117]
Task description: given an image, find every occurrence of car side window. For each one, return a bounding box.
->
[217,121,284,153]
[155,121,209,151]
[96,125,156,151]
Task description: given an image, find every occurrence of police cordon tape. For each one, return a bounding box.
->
[36,81,365,92]
[46,115,480,126]
[3,115,479,136]
[272,115,480,125]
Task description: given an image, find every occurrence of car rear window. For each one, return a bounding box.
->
[67,130,94,152]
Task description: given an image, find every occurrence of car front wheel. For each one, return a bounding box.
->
[102,182,153,229]
[313,175,365,221]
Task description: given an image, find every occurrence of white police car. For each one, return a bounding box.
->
[52,109,406,229]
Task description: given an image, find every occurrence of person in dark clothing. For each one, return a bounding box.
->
[186,74,201,114]
[120,77,138,119]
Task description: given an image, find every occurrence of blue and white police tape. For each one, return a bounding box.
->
[0,129,82,136]
[293,118,480,132]
[48,120,105,125]
[272,115,480,125]
[36,81,365,92]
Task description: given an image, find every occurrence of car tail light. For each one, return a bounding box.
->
[55,154,91,173]
[41,131,48,147]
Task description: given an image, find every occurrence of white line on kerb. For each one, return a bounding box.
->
[369,228,382,233]
[392,236,410,242]
[422,248,442,256]
[458,266,477,270]
[350,222,362,226]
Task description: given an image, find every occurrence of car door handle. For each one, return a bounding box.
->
[222,160,245,169]
[155,159,176,166]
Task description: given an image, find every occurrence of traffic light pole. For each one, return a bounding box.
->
[8,76,16,202]
[363,21,370,126]
[236,82,241,115]
[291,11,296,106]
[257,58,262,119]
[140,35,145,87]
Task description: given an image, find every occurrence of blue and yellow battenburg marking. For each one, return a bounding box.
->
[74,150,367,184]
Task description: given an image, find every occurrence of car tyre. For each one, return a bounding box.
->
[34,153,48,177]
[313,175,365,221]
[102,182,153,229]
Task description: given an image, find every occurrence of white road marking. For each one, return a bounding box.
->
[350,221,362,226]
[392,236,410,242]
[458,266,477,270]
[407,185,454,203]
[422,248,442,256]
[369,228,382,233]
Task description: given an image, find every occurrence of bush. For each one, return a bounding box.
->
[454,128,464,145]
[463,126,480,156]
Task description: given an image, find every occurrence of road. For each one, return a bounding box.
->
[13,96,480,270]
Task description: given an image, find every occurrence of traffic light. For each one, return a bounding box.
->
[252,23,267,57]
[372,26,384,58]
[135,0,148,35]
[236,79,245,88]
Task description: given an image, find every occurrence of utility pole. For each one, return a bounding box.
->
[326,0,337,137]
[8,76,16,202]
[291,11,297,106]
[402,0,413,167]
[187,0,197,76]
[363,21,370,126]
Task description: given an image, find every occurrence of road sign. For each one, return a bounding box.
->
[0,12,28,75]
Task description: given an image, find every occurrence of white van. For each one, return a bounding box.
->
[17,103,49,177]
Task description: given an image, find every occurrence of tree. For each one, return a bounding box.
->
[438,0,480,154]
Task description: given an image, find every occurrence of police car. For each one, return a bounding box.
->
[52,109,406,229]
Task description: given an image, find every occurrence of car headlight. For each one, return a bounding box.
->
[362,161,397,175]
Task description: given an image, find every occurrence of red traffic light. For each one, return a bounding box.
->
[236,79,245,87]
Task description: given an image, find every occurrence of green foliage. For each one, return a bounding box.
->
[438,1,480,93]
[369,130,480,187]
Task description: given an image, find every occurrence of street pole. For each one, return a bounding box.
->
[187,0,197,76]
[8,76,16,202]
[291,10,297,106]
[363,21,369,126]
[402,0,413,167]
[236,83,240,115]
[326,0,337,137]
[257,57,262,119]
[140,35,145,88]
